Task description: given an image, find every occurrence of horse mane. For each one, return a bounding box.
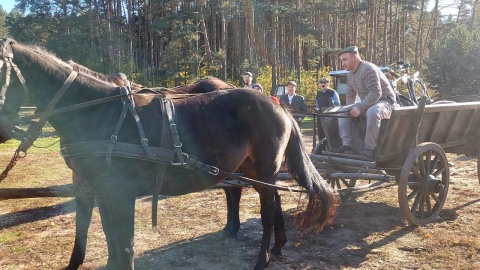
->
[193,76,237,89]
[24,44,72,70]
[67,60,147,90]
[10,40,119,90]
[167,76,236,94]
[67,60,123,87]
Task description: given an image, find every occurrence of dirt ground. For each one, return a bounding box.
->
[0,129,479,269]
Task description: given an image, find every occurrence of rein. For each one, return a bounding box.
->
[0,45,308,227]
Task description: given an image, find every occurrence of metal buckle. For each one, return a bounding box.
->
[208,166,219,175]
[59,147,68,157]
[170,153,189,166]
[141,138,149,145]
[169,123,178,131]
[110,135,117,143]
[173,142,183,148]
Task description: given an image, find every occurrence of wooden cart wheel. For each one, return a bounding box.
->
[477,148,480,184]
[312,138,328,155]
[398,142,449,225]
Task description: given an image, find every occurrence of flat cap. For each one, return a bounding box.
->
[286,81,297,86]
[338,46,358,56]
[243,71,253,77]
[319,77,330,83]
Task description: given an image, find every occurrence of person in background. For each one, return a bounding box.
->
[252,83,263,92]
[242,72,254,89]
[279,81,308,124]
[315,77,341,140]
[315,77,341,109]
[331,45,396,159]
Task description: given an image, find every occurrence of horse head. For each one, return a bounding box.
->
[0,38,29,143]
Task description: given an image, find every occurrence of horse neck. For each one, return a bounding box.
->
[14,44,117,108]
[13,44,76,109]
[11,44,123,142]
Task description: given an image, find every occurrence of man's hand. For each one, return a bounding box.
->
[349,107,361,117]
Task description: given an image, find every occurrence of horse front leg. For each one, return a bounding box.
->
[95,196,120,269]
[223,186,242,239]
[98,190,136,270]
[65,193,95,270]
[271,190,287,255]
[253,188,275,270]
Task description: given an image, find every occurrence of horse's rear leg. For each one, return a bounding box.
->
[65,194,95,270]
[223,187,242,238]
[271,190,287,255]
[254,188,276,270]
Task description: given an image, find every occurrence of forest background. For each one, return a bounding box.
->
[0,0,479,105]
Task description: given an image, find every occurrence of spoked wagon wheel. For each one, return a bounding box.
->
[312,138,328,155]
[398,142,449,225]
[477,148,480,184]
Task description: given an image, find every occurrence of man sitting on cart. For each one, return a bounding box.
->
[331,46,397,159]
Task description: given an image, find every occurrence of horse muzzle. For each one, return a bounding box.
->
[0,115,24,143]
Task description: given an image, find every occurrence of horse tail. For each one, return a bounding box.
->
[284,115,338,234]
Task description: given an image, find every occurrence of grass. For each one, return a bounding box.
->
[299,116,315,132]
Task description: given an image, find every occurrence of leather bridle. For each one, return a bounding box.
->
[0,38,29,104]
[0,38,78,181]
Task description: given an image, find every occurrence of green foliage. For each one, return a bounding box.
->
[426,25,480,98]
[0,7,9,36]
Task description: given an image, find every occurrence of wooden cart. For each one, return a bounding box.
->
[311,98,480,225]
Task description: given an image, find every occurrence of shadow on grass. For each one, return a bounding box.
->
[134,199,410,269]
[0,199,76,229]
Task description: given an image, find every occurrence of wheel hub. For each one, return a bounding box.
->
[421,174,443,194]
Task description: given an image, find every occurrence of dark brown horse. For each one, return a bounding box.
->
[68,62,265,234]
[0,38,337,270]
[61,65,255,268]
[67,62,248,238]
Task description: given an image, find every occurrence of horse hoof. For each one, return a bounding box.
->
[271,247,283,256]
[222,229,238,239]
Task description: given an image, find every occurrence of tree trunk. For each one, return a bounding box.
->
[471,0,479,32]
[270,0,278,96]
[221,0,228,80]
[414,0,425,71]
[382,0,389,65]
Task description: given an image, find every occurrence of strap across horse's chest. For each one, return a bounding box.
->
[60,96,214,228]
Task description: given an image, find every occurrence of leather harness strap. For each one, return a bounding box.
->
[1,39,29,102]
[105,86,153,167]
[151,97,186,228]
[162,98,185,164]
[18,71,78,153]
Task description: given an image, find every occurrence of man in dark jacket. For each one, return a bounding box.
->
[315,77,341,140]
[280,81,308,124]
